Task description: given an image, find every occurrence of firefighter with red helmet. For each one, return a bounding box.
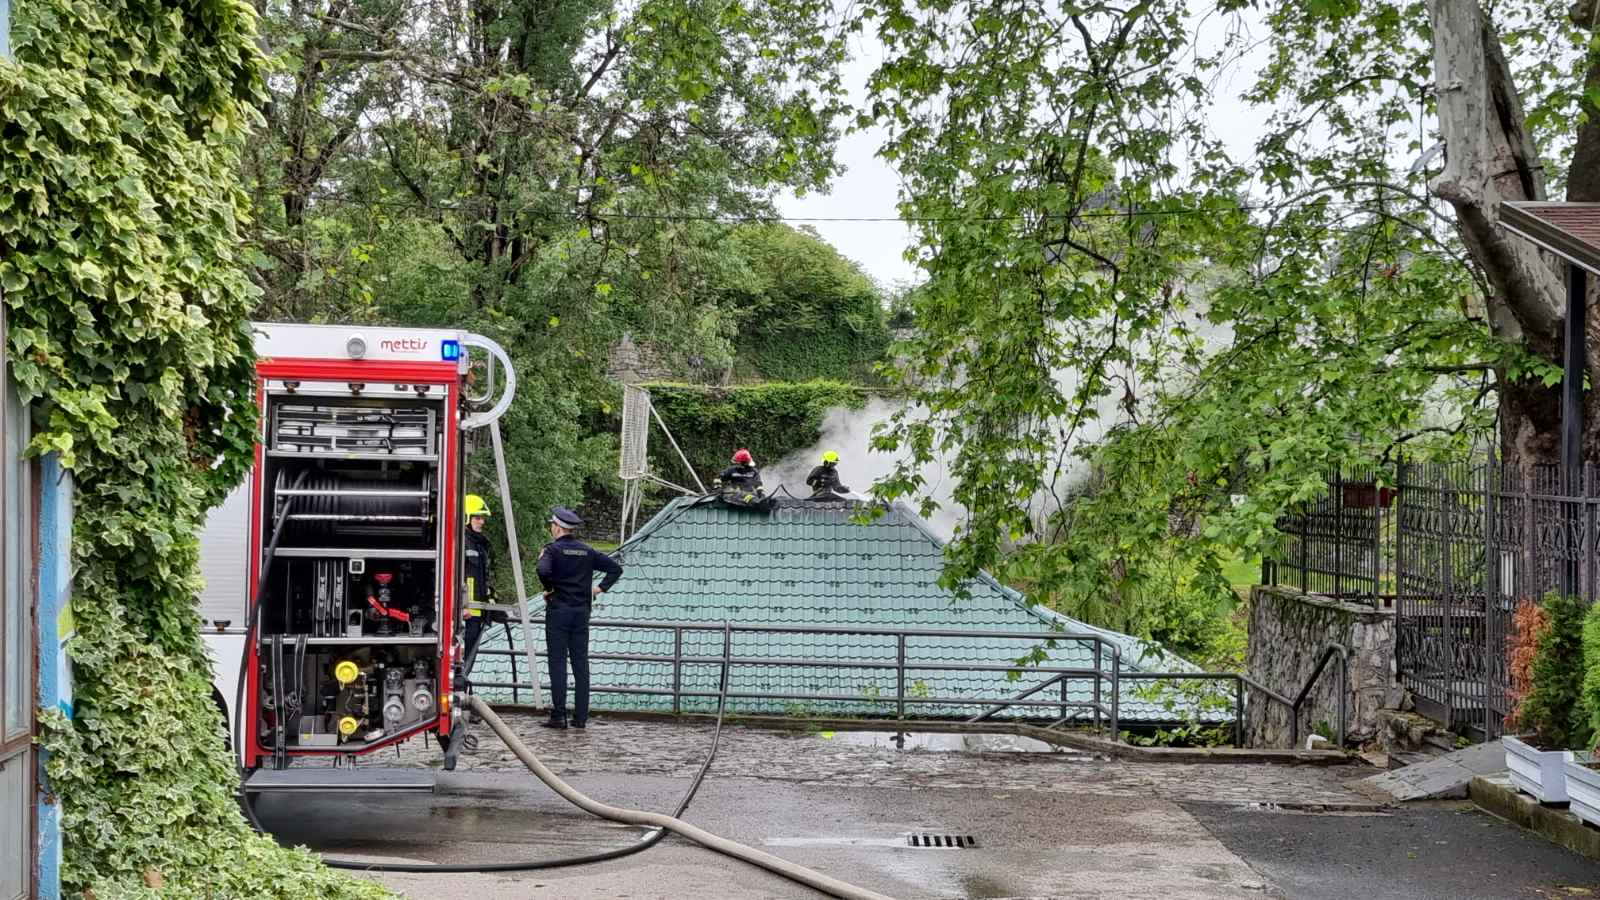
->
[718,448,762,492]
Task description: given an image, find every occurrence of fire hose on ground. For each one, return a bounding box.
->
[240,482,893,897]
[243,655,895,898]
[458,692,897,900]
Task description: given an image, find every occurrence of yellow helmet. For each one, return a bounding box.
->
[821,450,839,464]
[464,494,491,520]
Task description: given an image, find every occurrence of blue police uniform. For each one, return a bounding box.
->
[536,507,622,727]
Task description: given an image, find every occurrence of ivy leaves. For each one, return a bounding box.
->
[0,0,383,894]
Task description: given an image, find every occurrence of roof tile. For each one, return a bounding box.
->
[475,497,1210,723]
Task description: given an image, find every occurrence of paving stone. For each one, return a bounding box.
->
[377,713,1376,806]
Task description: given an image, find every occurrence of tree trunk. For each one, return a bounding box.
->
[1428,0,1567,471]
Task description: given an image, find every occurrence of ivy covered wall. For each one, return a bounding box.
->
[0,0,384,894]
[726,224,893,384]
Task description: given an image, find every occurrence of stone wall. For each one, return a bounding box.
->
[1245,585,1398,748]
[607,333,685,384]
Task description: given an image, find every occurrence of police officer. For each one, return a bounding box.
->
[535,506,622,729]
[460,494,497,674]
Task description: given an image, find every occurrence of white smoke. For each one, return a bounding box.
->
[766,399,966,539]
[765,298,1236,543]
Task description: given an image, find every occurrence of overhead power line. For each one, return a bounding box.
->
[302,190,1392,226]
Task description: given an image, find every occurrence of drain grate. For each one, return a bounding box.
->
[908,834,977,849]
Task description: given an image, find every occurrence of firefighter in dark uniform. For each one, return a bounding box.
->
[460,494,497,674]
[806,450,849,498]
[719,448,763,492]
[536,506,622,729]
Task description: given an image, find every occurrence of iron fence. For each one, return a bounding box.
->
[1266,457,1600,741]
[468,619,1320,747]
[1265,468,1391,605]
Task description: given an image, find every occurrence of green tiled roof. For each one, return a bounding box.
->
[473,497,1217,724]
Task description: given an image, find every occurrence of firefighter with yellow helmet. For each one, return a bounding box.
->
[806,450,849,499]
[460,493,497,671]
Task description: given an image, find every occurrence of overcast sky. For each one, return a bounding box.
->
[774,31,919,289]
[774,9,1286,290]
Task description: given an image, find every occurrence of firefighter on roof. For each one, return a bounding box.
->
[717,447,764,498]
[719,448,762,489]
[536,506,622,730]
[806,450,850,499]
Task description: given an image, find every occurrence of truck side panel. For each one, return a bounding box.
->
[197,481,251,629]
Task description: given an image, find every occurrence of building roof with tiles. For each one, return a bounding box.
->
[473,495,1218,725]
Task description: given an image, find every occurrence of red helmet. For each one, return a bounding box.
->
[732,448,753,464]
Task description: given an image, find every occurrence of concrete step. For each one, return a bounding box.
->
[1361,741,1506,801]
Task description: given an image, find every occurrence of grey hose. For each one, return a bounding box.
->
[462,694,899,900]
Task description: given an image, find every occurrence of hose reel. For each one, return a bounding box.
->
[272,470,437,542]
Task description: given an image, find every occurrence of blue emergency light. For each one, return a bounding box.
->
[441,339,460,361]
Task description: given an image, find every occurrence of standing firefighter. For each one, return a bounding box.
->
[806,450,850,499]
[460,494,497,673]
[536,506,622,729]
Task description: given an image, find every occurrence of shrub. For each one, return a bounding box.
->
[1519,594,1593,750]
[641,380,869,480]
[1583,602,1600,752]
[1505,598,1549,734]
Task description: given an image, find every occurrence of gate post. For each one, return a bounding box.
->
[1334,470,1344,599]
[1299,510,1309,594]
[1441,465,1456,729]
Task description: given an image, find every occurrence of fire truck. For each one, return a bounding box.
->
[196,323,520,782]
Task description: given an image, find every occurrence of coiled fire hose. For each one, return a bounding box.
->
[461,693,898,900]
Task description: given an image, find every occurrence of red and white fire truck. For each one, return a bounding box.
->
[196,323,517,779]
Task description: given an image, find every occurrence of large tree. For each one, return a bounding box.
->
[860,0,1597,637]
[240,0,851,548]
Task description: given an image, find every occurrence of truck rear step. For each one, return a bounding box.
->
[244,766,435,793]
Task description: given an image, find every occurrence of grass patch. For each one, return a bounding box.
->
[1219,551,1261,597]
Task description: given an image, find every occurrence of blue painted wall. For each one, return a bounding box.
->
[35,456,72,900]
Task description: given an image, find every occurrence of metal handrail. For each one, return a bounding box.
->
[472,616,1355,750]
[572,618,1129,643]
[1288,643,1349,747]
[470,617,1298,745]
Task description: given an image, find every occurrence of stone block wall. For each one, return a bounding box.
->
[1245,585,1398,748]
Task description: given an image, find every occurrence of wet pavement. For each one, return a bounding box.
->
[385,715,1369,805]
[256,714,1600,898]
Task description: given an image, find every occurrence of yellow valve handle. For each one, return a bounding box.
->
[337,716,360,736]
[334,660,360,686]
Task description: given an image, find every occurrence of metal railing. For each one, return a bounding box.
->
[1265,456,1600,740]
[1291,644,1349,747]
[468,618,1326,747]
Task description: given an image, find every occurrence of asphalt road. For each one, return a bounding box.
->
[259,771,1274,899]
[252,717,1600,899]
[1185,801,1600,900]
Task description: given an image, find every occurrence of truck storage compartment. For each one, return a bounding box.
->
[249,385,452,763]
[257,558,438,638]
[256,641,439,751]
